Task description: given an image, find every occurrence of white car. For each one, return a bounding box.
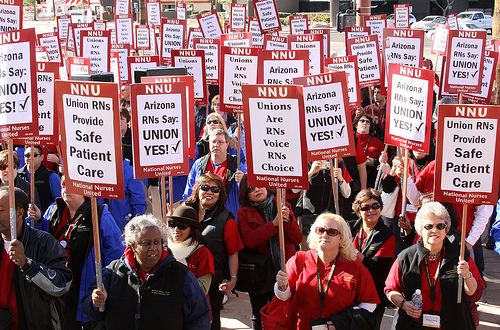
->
[411,15,446,31]
[386,13,417,26]
[426,22,486,39]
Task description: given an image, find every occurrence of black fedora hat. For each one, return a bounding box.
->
[166,204,200,229]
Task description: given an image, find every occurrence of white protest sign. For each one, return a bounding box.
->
[447,13,458,30]
[111,43,130,84]
[394,4,409,28]
[161,19,186,65]
[289,15,308,35]
[146,0,161,26]
[304,29,330,58]
[36,46,49,62]
[221,32,253,47]
[263,35,287,50]
[344,26,371,43]
[116,14,133,45]
[72,23,93,56]
[0,0,22,31]
[257,49,309,85]
[188,27,203,49]
[288,34,323,75]
[231,3,246,32]
[463,50,499,105]
[346,35,381,88]
[171,49,207,104]
[37,32,63,65]
[248,17,264,46]
[197,10,223,39]
[81,30,111,74]
[176,2,186,20]
[114,0,129,15]
[68,57,91,79]
[325,55,361,110]
[32,62,59,144]
[431,23,450,56]
[57,15,71,43]
[127,56,160,84]
[193,37,219,85]
[253,0,281,34]
[110,52,121,86]
[363,14,386,49]
[135,25,150,50]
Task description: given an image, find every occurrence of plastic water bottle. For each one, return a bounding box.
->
[411,289,423,309]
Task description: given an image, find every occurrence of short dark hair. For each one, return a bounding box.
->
[353,113,375,136]
[186,173,227,213]
[352,188,383,216]
[120,107,131,123]
[24,145,43,156]
[0,186,29,218]
[238,174,271,207]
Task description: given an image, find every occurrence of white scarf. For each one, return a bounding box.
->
[168,237,197,266]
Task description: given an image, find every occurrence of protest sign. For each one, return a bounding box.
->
[220,46,259,113]
[346,34,381,88]
[463,50,498,104]
[171,49,206,104]
[431,23,450,56]
[37,32,63,65]
[14,61,60,146]
[81,30,111,74]
[141,75,195,158]
[253,0,281,34]
[0,0,22,31]
[36,46,49,62]
[93,20,106,31]
[197,10,223,39]
[68,56,91,78]
[71,23,93,56]
[57,15,71,46]
[434,104,500,204]
[146,0,161,26]
[230,3,246,32]
[447,13,458,30]
[161,19,186,65]
[111,43,130,84]
[110,29,116,44]
[438,56,457,99]
[149,26,157,55]
[248,17,264,46]
[193,37,219,85]
[385,64,434,153]
[293,71,356,161]
[221,32,253,47]
[176,1,186,20]
[263,35,287,50]
[363,14,386,49]
[110,52,121,86]
[115,0,129,15]
[344,26,371,48]
[257,49,309,84]
[443,30,486,94]
[324,55,361,109]
[115,14,133,45]
[131,81,189,178]
[55,81,124,198]
[0,28,38,139]
[242,84,308,189]
[127,55,160,84]
[304,29,330,58]
[135,25,150,50]
[187,27,203,49]
[288,34,323,75]
[394,4,410,28]
[289,15,308,35]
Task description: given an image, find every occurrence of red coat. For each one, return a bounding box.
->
[237,199,302,262]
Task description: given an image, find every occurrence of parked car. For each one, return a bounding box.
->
[386,13,417,26]
[426,22,486,39]
[411,15,446,31]
[457,11,492,31]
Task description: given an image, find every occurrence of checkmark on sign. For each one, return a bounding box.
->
[471,70,478,79]
[19,96,30,112]
[415,122,424,132]
[336,126,345,138]
[171,140,181,154]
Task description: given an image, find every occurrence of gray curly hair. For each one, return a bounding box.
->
[123,214,168,248]
[415,202,451,236]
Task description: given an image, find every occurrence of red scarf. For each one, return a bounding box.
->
[124,247,168,282]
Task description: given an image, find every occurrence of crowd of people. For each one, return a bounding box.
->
[0,63,498,330]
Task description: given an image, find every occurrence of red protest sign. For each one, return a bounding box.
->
[80,30,111,74]
[230,3,246,32]
[141,75,195,158]
[36,46,49,62]
[93,19,107,31]
[242,85,308,189]
[171,49,207,104]
[293,71,356,161]
[127,55,160,84]
[325,55,361,110]
[0,0,22,31]
[257,49,309,84]
[111,43,130,84]
[385,64,434,153]
[253,0,281,34]
[57,15,71,44]
[197,10,223,39]
[0,29,38,140]
[193,37,219,85]
[220,32,253,47]
[344,26,371,48]
[263,34,287,50]
[463,50,498,105]
[187,27,203,49]
[346,34,382,88]
[248,17,264,47]
[115,14,133,45]
[288,34,323,75]
[71,22,93,56]
[55,81,124,199]
[434,104,500,205]
[37,32,63,65]
[114,0,129,15]
[304,28,330,58]
[431,23,450,56]
[14,62,60,146]
[176,1,186,20]
[394,4,410,28]
[68,56,91,78]
[161,19,186,65]
[220,46,259,113]
[135,25,151,50]
[289,15,308,35]
[443,30,486,94]
[131,82,189,178]
[363,14,386,49]
[146,0,161,26]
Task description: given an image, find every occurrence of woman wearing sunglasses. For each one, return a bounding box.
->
[275,213,379,329]
[351,188,396,325]
[385,202,484,330]
[185,173,243,330]
[237,174,302,330]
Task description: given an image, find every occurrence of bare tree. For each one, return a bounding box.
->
[434,0,456,16]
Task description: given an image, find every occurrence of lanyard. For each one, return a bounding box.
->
[424,246,444,305]
[315,251,338,313]
[357,228,372,252]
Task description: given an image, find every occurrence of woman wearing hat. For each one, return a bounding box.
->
[167,205,215,295]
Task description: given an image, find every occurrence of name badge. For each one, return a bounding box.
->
[422,313,440,328]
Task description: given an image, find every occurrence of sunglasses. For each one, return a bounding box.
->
[168,221,189,230]
[423,223,447,231]
[358,119,371,124]
[315,227,341,237]
[25,153,41,158]
[360,202,381,212]
[207,119,221,125]
[0,164,7,170]
[200,184,220,193]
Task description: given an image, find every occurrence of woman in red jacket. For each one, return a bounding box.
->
[237,174,302,330]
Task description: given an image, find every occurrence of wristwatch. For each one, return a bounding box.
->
[21,258,33,272]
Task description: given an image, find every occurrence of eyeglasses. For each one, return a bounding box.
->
[0,164,8,170]
[200,184,220,193]
[315,227,341,237]
[25,153,40,158]
[358,119,371,125]
[359,202,381,212]
[423,223,447,231]
[207,119,221,125]
[247,187,256,193]
[168,221,189,230]
[213,103,220,107]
